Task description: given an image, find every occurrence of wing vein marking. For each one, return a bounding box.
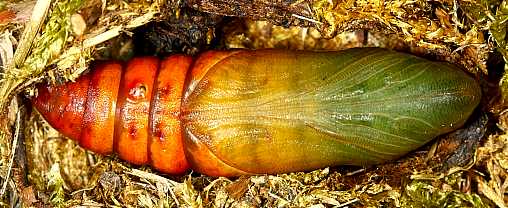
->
[321,57,408,97]
[305,122,402,157]
[322,63,429,101]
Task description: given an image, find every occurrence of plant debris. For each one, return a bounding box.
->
[0,0,507,207]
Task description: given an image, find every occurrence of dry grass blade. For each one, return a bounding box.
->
[0,104,20,197]
[126,169,180,187]
[0,30,14,69]
[13,0,51,68]
[478,176,506,208]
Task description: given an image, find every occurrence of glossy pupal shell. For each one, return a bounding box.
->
[33,48,481,176]
[181,48,481,176]
[34,56,192,174]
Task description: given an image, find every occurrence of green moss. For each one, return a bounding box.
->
[490,1,508,58]
[47,164,66,207]
[14,0,83,78]
[402,180,490,207]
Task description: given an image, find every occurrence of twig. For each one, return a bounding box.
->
[291,14,323,25]
[337,198,359,208]
[346,168,365,176]
[0,105,21,197]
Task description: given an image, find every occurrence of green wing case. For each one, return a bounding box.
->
[182,48,481,174]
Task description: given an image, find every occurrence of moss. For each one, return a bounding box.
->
[0,0,507,207]
[401,172,492,207]
[47,164,66,207]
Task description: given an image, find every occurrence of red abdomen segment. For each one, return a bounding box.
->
[34,55,194,175]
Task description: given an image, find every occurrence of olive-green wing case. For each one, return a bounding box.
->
[182,48,481,174]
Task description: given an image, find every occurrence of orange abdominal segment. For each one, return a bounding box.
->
[114,57,159,165]
[149,55,192,174]
[81,62,122,154]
